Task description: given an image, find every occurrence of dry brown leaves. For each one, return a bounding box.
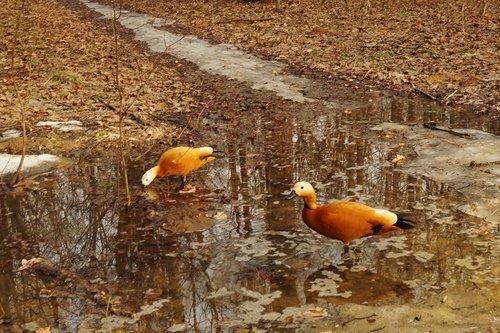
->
[111,0,499,119]
[0,0,207,155]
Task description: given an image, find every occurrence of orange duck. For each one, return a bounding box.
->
[141,146,215,188]
[286,181,415,250]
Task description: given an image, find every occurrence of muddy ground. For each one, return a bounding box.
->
[1,0,499,333]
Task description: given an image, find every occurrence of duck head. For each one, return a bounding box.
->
[141,166,159,186]
[286,181,316,199]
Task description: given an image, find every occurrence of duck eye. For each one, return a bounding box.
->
[300,186,304,189]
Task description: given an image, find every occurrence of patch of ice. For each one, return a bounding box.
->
[0,153,61,177]
[350,265,368,272]
[403,279,421,288]
[433,215,459,225]
[168,324,188,332]
[206,287,234,300]
[373,235,408,251]
[371,123,500,223]
[262,312,281,321]
[137,298,170,316]
[0,129,21,142]
[455,256,485,270]
[36,120,85,132]
[308,270,352,298]
[238,288,282,324]
[414,251,435,263]
[295,241,324,255]
[264,230,296,238]
[234,236,286,261]
[386,250,412,258]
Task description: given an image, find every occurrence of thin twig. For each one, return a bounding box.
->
[163,34,187,52]
[217,17,274,24]
[176,103,210,141]
[95,96,117,111]
[413,85,442,103]
[450,304,477,310]
[342,314,377,326]
[422,122,471,138]
[443,89,458,104]
[469,160,500,167]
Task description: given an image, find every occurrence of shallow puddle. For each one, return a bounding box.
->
[1,94,498,332]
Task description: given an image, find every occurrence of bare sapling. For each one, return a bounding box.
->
[111,0,132,206]
[8,0,28,187]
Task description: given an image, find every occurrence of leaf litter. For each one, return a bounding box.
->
[107,0,500,119]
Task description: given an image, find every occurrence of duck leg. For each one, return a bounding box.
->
[341,244,356,263]
[175,176,187,191]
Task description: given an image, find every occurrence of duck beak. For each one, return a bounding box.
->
[285,189,297,200]
[212,149,224,157]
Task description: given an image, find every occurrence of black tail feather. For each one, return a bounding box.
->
[395,216,416,229]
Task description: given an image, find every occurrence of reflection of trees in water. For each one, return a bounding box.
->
[0,100,489,332]
[214,106,476,304]
[0,162,119,328]
[112,221,223,332]
[110,105,462,328]
[14,165,118,265]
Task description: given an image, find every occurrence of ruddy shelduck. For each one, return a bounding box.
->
[287,181,415,250]
[141,146,215,187]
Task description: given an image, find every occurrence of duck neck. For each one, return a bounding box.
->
[151,165,161,177]
[303,194,318,210]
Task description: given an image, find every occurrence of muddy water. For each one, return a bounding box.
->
[1,91,498,332]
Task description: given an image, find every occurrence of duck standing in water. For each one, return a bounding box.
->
[286,181,415,252]
[141,146,215,188]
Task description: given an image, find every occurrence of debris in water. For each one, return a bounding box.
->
[303,306,328,318]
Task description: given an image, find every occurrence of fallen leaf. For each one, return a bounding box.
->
[392,154,406,164]
[145,288,163,299]
[303,306,328,318]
